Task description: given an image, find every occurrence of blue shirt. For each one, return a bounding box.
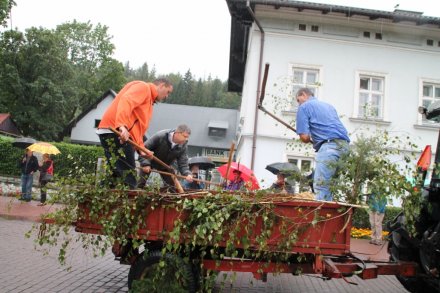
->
[296,97,350,151]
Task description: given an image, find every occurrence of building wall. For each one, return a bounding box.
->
[236,8,440,189]
[70,96,114,144]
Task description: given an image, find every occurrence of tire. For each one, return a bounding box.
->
[388,231,439,293]
[127,250,196,293]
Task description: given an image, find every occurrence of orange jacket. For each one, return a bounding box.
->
[98,81,158,146]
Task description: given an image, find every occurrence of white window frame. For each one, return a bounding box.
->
[353,71,388,120]
[288,63,322,111]
[287,156,314,193]
[419,79,440,125]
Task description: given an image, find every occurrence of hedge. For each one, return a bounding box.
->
[1,135,403,230]
[352,206,402,230]
[0,136,104,177]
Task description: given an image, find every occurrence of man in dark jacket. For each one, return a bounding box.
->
[138,124,193,191]
[18,148,39,201]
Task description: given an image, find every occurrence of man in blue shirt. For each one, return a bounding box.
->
[295,88,350,201]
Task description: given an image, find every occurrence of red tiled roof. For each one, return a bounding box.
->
[0,113,11,124]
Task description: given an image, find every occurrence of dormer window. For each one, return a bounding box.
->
[208,120,228,137]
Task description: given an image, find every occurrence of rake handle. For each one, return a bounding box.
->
[109,127,184,193]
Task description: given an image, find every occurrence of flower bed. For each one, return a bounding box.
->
[351,227,389,239]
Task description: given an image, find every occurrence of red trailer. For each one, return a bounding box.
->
[74,191,417,291]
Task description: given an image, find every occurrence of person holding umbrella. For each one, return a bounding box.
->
[18,148,39,202]
[225,170,246,191]
[266,162,299,194]
[217,162,260,191]
[270,173,294,194]
[183,164,204,190]
[38,153,54,206]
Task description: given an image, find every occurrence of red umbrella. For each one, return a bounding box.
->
[217,162,260,190]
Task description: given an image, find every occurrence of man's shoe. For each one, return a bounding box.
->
[37,203,46,206]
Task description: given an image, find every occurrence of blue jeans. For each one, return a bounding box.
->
[21,173,34,200]
[314,141,349,201]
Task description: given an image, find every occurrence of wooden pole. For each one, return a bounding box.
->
[152,169,223,187]
[109,127,184,193]
[224,142,235,186]
[257,63,297,134]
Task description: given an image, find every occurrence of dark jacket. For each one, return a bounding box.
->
[139,129,191,176]
[270,181,294,194]
[18,155,39,175]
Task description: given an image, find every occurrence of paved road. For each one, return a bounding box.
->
[0,217,409,293]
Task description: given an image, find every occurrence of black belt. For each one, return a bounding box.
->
[315,139,346,152]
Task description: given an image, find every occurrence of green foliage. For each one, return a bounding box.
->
[331,129,423,234]
[0,21,125,141]
[0,136,103,177]
[0,136,22,176]
[30,160,351,292]
[331,130,418,204]
[124,66,242,110]
[0,0,14,27]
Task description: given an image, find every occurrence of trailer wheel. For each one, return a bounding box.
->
[127,250,196,293]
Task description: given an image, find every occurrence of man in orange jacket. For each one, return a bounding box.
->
[97,78,173,188]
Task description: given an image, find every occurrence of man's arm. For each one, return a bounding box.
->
[176,147,193,182]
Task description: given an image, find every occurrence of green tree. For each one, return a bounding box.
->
[55,20,125,119]
[330,130,418,204]
[0,28,74,140]
[0,21,125,140]
[0,0,15,27]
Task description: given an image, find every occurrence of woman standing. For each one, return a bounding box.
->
[38,153,53,206]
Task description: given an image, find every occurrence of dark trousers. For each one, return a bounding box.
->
[99,133,137,189]
[40,180,48,203]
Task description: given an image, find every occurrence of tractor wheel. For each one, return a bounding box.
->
[388,231,438,293]
[127,250,196,293]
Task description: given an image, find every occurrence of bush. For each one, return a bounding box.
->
[352,205,401,230]
[0,136,104,177]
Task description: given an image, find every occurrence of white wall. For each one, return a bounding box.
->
[236,10,440,194]
[70,96,114,144]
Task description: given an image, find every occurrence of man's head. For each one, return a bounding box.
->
[25,148,33,156]
[296,88,314,105]
[172,124,191,145]
[153,77,173,102]
[277,173,286,180]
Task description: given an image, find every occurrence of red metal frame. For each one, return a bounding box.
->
[73,193,417,280]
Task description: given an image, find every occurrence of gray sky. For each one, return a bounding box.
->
[8,0,440,81]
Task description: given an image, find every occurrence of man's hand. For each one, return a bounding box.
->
[185,174,193,182]
[139,149,154,160]
[118,126,130,143]
[141,166,152,174]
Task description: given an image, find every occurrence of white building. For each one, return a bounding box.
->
[226,0,440,189]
